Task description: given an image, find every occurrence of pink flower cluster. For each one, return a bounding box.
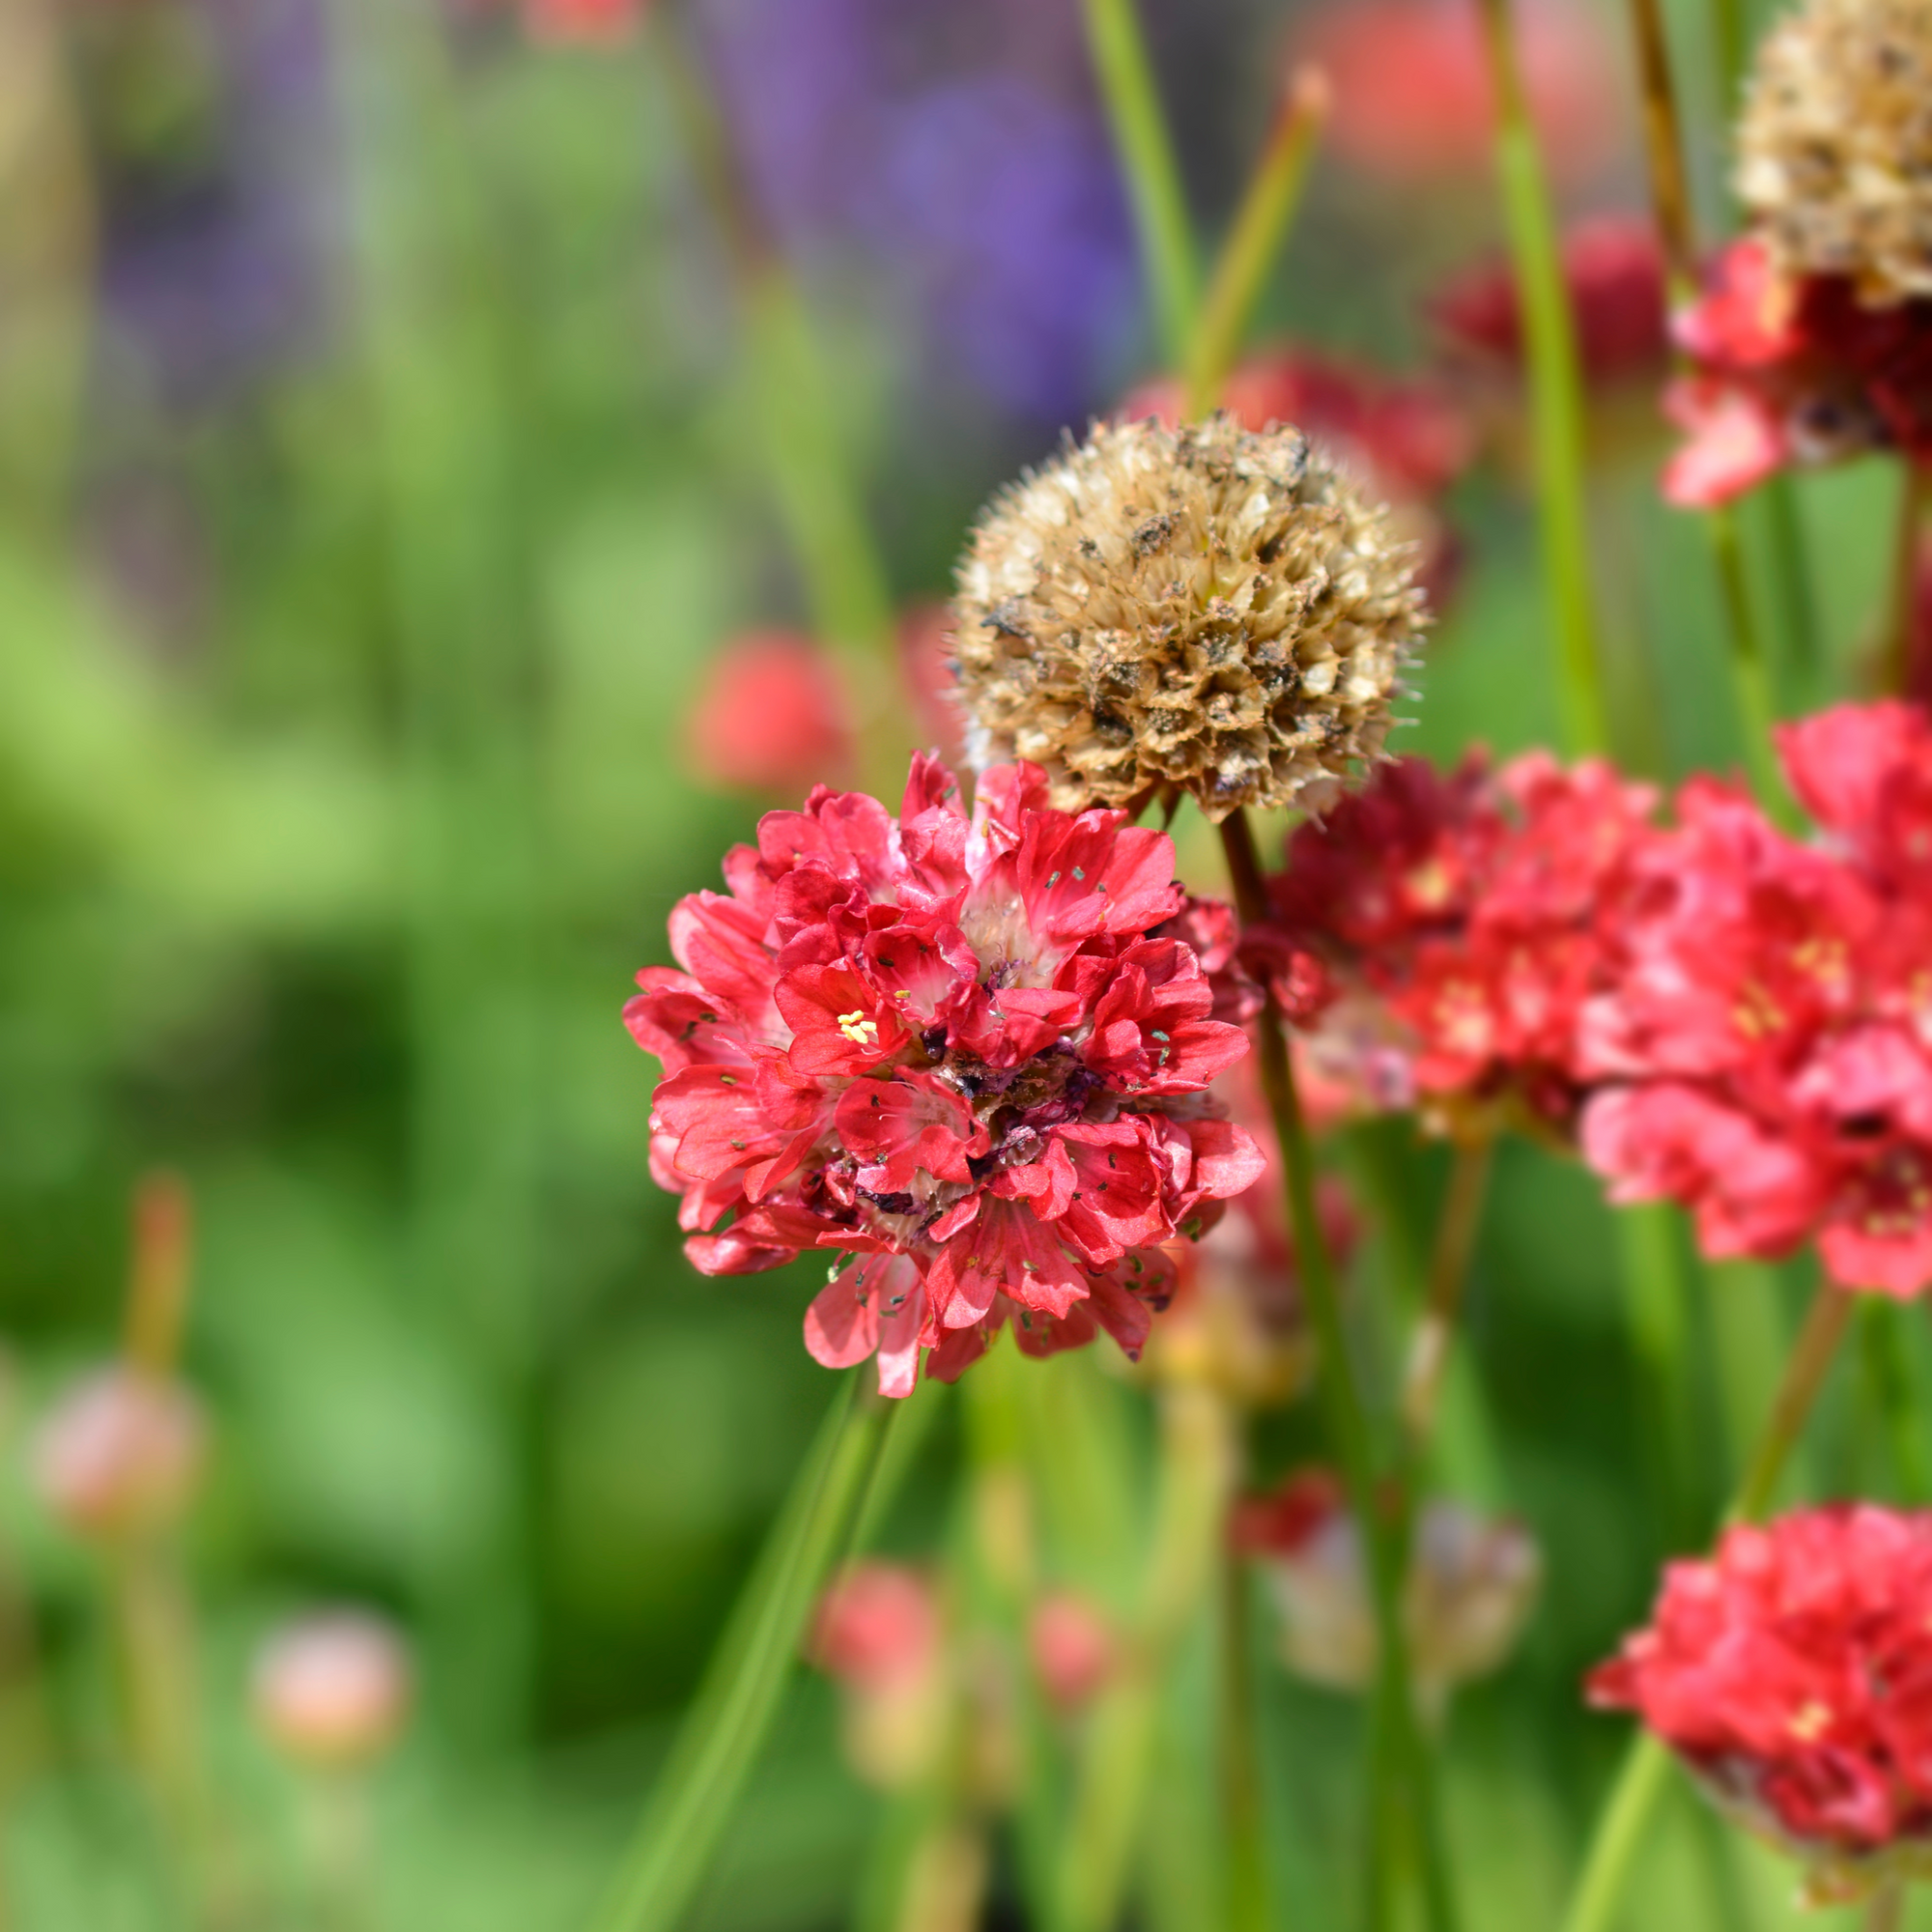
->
[1591,1506,1932,1871]
[1264,750,1656,1132]
[626,757,1264,1395]
[1663,237,1932,506]
[1581,702,1932,1296]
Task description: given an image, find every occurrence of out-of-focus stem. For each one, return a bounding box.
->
[1627,0,1697,294]
[124,1175,192,1380]
[1401,1137,1495,1453]
[1707,504,1798,823]
[1474,0,1609,758]
[1762,479,1824,707]
[1616,1204,1697,1540]
[1220,810,1458,1932]
[1866,1877,1906,1932]
[1560,1277,1854,1932]
[1709,0,1747,105]
[1183,67,1329,417]
[1221,1552,1268,1932]
[585,1378,889,1932]
[1885,461,1926,696]
[1860,1298,1927,1501]
[1058,1381,1233,1932]
[1079,0,1200,365]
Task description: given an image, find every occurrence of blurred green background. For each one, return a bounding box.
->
[0,0,1922,1926]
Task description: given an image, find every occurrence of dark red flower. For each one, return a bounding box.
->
[1261,750,1657,1134]
[1292,0,1618,186]
[1590,1506,1932,1891]
[626,755,1264,1395]
[1580,703,1932,1296]
[1663,238,1932,506]
[1434,213,1670,389]
[687,631,856,794]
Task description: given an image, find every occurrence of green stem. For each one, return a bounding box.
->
[1761,478,1824,708]
[1222,1531,1268,1932]
[1866,1877,1906,1932]
[1615,1204,1697,1542]
[584,1378,889,1932]
[1400,1137,1496,1454]
[1706,504,1798,825]
[1183,67,1330,417]
[1860,1298,1928,1501]
[1559,1279,1854,1932]
[1474,0,1609,758]
[1221,811,1458,1932]
[1709,0,1747,108]
[1885,461,1926,696]
[1079,0,1200,364]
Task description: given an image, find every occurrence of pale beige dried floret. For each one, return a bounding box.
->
[1737,0,1932,304]
[952,414,1420,823]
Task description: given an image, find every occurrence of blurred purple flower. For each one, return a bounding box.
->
[697,0,1136,424]
[90,0,337,409]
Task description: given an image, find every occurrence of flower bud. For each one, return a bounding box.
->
[251,1611,412,1771]
[953,414,1420,823]
[1028,1592,1116,1711]
[687,630,855,793]
[810,1563,948,1791]
[33,1369,205,1541]
[1235,1471,1541,1717]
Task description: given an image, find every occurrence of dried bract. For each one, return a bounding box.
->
[953,415,1420,824]
[1737,0,1932,304]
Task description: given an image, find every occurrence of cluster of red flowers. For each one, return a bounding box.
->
[1581,701,1932,1296]
[1263,749,1657,1133]
[1664,237,1932,506]
[1591,1506,1932,1877]
[626,756,1264,1395]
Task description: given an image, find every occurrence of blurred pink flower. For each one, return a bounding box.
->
[1029,1592,1116,1710]
[687,631,856,793]
[252,1611,412,1770]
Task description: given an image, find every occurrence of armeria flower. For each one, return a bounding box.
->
[1234,1468,1542,1719]
[1029,1592,1117,1711]
[1736,0,1932,307]
[1434,213,1670,392]
[953,415,1422,823]
[519,0,643,43]
[810,1562,949,1791]
[1662,237,1932,506]
[1589,1505,1932,1901]
[1292,0,1619,186]
[1579,702,1932,1295]
[1119,352,1473,607]
[625,755,1265,1396]
[251,1611,412,1771]
[1261,750,1657,1137]
[687,631,856,794]
[34,1369,206,1542]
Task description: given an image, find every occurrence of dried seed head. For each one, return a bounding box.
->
[952,414,1421,823]
[1736,0,1932,304]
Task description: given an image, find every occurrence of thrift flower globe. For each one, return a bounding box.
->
[1591,1506,1932,1902]
[33,1369,206,1541]
[251,1611,412,1770]
[1737,0,1932,305]
[626,754,1265,1395]
[952,415,1420,823]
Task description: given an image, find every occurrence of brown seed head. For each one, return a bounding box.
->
[952,414,1421,823]
[1736,0,1932,305]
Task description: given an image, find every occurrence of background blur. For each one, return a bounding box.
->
[0,0,1916,1926]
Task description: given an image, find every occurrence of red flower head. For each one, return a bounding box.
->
[687,631,856,794]
[1590,1505,1932,1899]
[1580,702,1932,1295]
[520,0,643,44]
[1262,751,1658,1136]
[626,756,1266,1396]
[1029,1592,1118,1711]
[1435,213,1671,390]
[1663,238,1932,506]
[1293,0,1618,186]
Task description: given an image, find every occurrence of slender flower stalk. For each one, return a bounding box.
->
[1559,1280,1855,1932]
[1762,480,1825,707]
[1183,67,1330,418]
[586,1378,891,1932]
[1615,1204,1697,1540]
[1860,1300,1928,1501]
[1079,0,1200,366]
[1886,464,1928,695]
[1624,0,1797,823]
[1221,809,1459,1932]
[1867,1878,1906,1932]
[1401,1138,1496,1455]
[1473,0,1609,757]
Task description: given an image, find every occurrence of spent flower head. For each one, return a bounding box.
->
[626,754,1265,1396]
[952,414,1421,824]
[1737,0,1932,306]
